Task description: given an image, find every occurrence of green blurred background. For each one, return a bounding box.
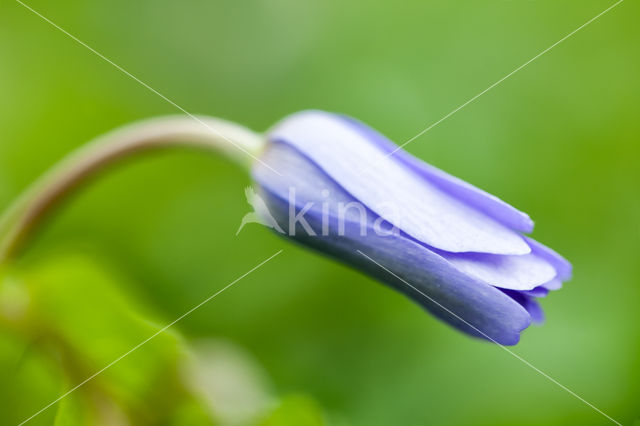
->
[0,0,638,425]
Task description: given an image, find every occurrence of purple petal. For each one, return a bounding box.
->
[253,141,532,345]
[541,278,563,291]
[268,111,530,255]
[523,298,545,324]
[339,114,534,233]
[522,286,550,298]
[502,290,545,324]
[438,250,557,291]
[525,237,572,281]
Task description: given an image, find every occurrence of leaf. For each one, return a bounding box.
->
[1,252,329,425]
[260,395,326,426]
[0,253,216,425]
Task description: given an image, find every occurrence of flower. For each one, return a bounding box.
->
[251,111,571,345]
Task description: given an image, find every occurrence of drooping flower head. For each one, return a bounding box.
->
[251,111,571,345]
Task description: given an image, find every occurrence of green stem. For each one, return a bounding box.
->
[0,115,266,262]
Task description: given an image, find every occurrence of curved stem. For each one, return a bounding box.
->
[0,115,266,262]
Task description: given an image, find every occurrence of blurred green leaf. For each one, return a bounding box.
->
[0,253,217,425]
[53,392,90,426]
[260,395,326,426]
